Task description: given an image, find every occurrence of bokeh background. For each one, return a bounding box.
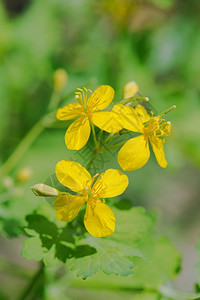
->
[0,0,200,299]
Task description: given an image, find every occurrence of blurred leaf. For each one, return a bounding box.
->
[131,236,181,289]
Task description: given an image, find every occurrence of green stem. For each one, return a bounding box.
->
[103,133,117,144]
[120,96,149,105]
[47,91,61,112]
[86,151,98,172]
[159,105,176,117]
[0,119,45,178]
[18,262,45,300]
[90,122,98,150]
[97,129,103,148]
[101,129,130,146]
[102,140,126,152]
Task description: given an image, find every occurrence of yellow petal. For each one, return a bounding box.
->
[123,81,139,99]
[118,135,150,171]
[84,201,115,237]
[54,194,85,222]
[65,116,90,150]
[56,103,83,120]
[149,136,167,168]
[92,169,128,198]
[87,85,114,112]
[112,104,144,133]
[55,160,92,194]
[91,111,123,133]
[135,105,150,123]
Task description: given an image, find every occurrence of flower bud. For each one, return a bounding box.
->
[123,81,139,99]
[17,167,32,182]
[53,69,68,92]
[31,184,59,197]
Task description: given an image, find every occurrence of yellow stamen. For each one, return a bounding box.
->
[144,117,171,138]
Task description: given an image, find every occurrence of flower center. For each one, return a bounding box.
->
[144,117,171,138]
[84,175,106,208]
[75,87,92,115]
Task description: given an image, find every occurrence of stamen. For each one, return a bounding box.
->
[75,95,79,102]
[144,116,171,138]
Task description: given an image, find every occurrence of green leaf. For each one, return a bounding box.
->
[21,210,96,268]
[21,213,75,267]
[71,207,180,285]
[22,237,44,261]
[69,207,154,279]
[131,236,181,289]
[21,206,180,283]
[70,237,140,279]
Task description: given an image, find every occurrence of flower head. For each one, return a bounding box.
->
[56,85,122,150]
[54,160,128,237]
[112,104,171,171]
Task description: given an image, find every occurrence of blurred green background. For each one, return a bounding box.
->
[0,0,200,299]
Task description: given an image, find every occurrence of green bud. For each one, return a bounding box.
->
[31,184,59,197]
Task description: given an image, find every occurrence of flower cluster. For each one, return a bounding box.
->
[32,81,174,237]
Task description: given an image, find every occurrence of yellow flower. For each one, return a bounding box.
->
[112,104,171,171]
[56,85,122,150]
[54,160,129,237]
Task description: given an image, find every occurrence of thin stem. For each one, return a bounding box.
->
[90,122,98,150]
[102,129,130,146]
[86,151,98,172]
[120,96,149,105]
[18,262,44,300]
[97,129,103,148]
[0,119,45,178]
[159,105,176,117]
[103,133,116,144]
[102,140,126,152]
[47,91,61,112]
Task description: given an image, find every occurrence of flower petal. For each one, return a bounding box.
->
[54,194,85,222]
[123,81,139,99]
[91,111,123,133]
[118,135,150,171]
[135,105,150,123]
[65,116,90,150]
[55,160,92,194]
[149,136,167,168]
[92,169,128,198]
[87,85,114,112]
[84,202,115,237]
[56,103,83,120]
[112,104,144,133]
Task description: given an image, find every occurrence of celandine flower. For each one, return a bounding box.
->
[112,104,171,171]
[54,160,128,237]
[56,85,122,150]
